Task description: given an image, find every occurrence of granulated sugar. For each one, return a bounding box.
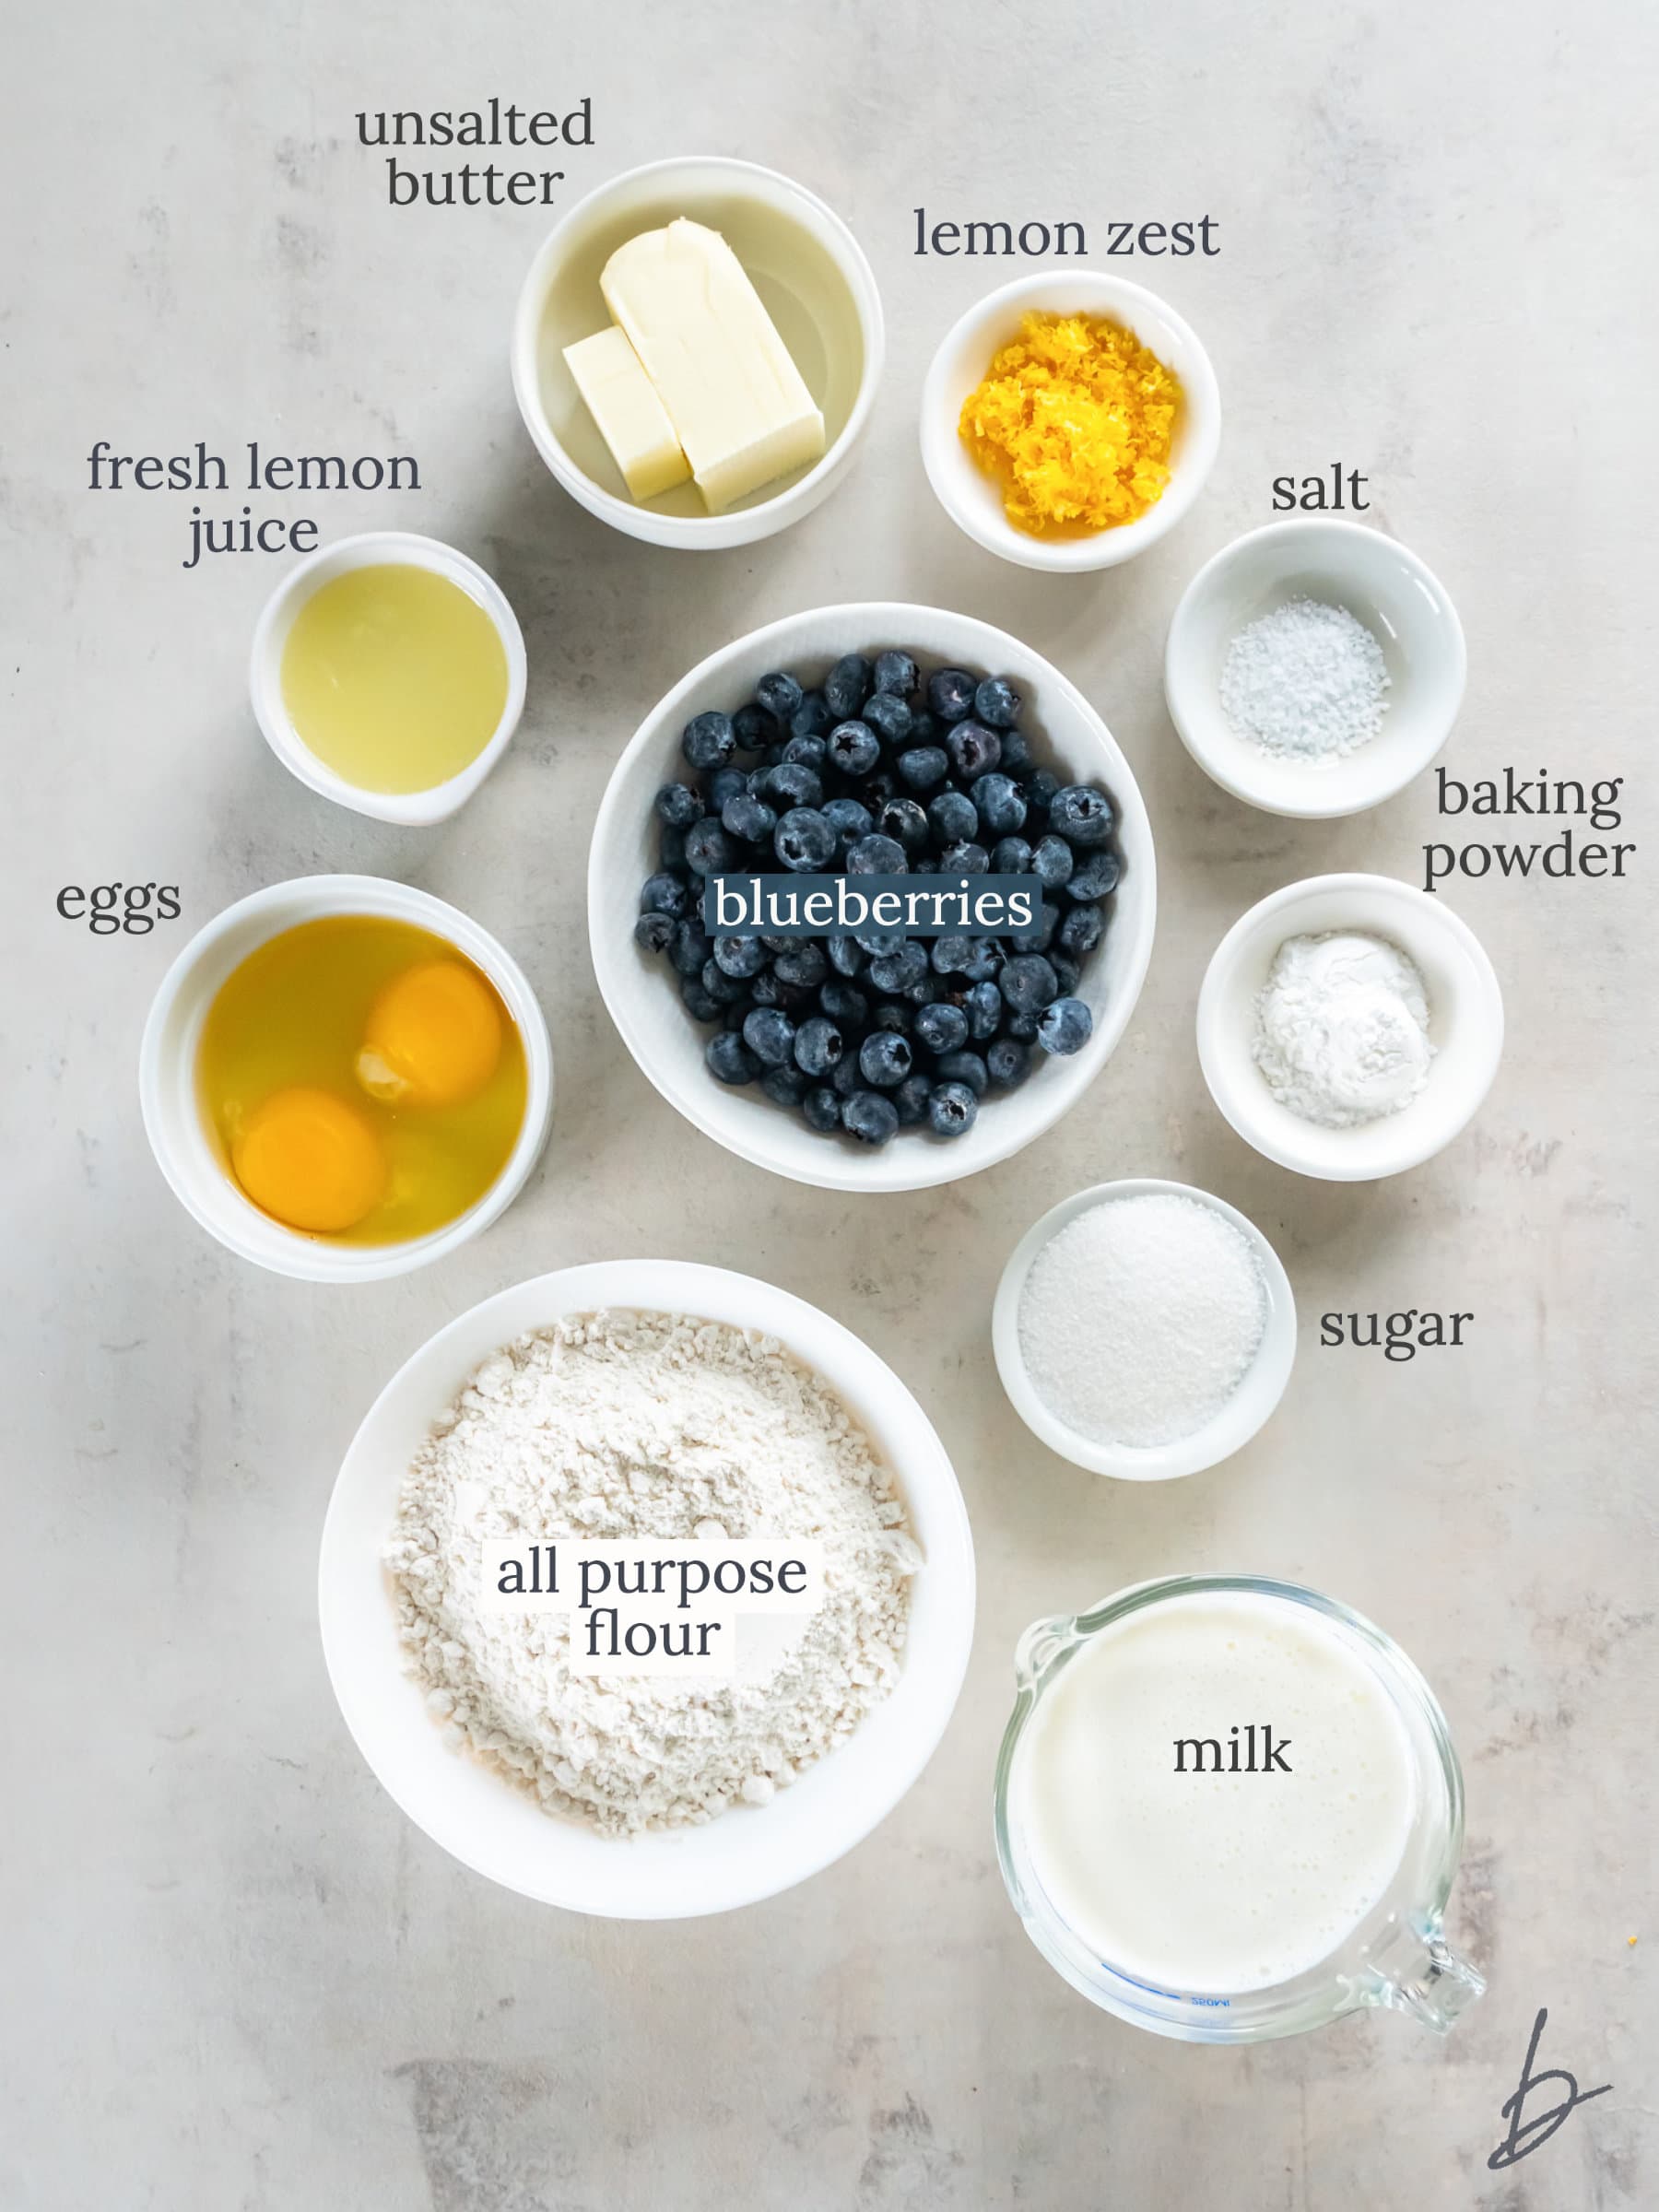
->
[1220,595,1390,761]
[1017,1194,1269,1447]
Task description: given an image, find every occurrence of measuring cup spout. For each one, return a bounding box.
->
[1013,1615,1077,1691]
[1373,1930,1486,2034]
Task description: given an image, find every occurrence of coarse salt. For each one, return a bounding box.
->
[1220,595,1390,762]
[1017,1194,1269,1449]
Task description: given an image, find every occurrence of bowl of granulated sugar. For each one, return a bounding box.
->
[993,1178,1297,1480]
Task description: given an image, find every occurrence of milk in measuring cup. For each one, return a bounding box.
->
[1015,1590,1417,1994]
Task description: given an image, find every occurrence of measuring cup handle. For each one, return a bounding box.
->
[1374,1930,1486,2033]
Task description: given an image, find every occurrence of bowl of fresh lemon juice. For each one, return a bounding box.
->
[250,533,527,825]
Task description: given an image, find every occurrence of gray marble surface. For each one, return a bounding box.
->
[5,1,1654,2205]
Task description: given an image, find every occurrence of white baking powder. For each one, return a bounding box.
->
[1253,932,1433,1128]
[1017,1194,1269,1448]
[1220,596,1390,761]
[385,1310,918,1835]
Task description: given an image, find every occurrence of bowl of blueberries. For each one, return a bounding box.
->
[589,604,1157,1192]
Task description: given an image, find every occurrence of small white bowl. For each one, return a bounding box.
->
[318,1259,976,1916]
[588,602,1157,1194]
[993,1178,1297,1481]
[138,875,554,1282]
[250,532,527,827]
[920,272,1220,573]
[1165,520,1466,818]
[1197,874,1504,1182]
[512,156,883,550]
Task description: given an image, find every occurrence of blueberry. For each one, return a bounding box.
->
[986,1037,1032,1088]
[831,1053,864,1098]
[772,940,829,989]
[756,671,804,724]
[733,702,772,751]
[1007,1010,1040,1041]
[1048,784,1114,847]
[991,837,1033,876]
[742,1006,797,1067]
[723,792,778,844]
[942,841,989,876]
[680,978,724,1021]
[774,807,837,870]
[870,1001,912,1034]
[927,667,978,722]
[826,719,881,777]
[869,942,930,995]
[824,653,871,719]
[974,676,1022,728]
[713,934,768,978]
[863,769,899,806]
[859,1030,913,1087]
[997,727,1033,776]
[893,1073,932,1126]
[965,979,1004,1041]
[803,1085,841,1132]
[1026,767,1061,812]
[683,710,735,770]
[897,747,949,793]
[1000,954,1060,1014]
[1059,904,1104,957]
[819,981,868,1028]
[827,935,867,978]
[947,720,1001,781]
[913,1002,970,1055]
[927,1081,979,1138]
[634,912,675,955]
[761,1065,806,1109]
[862,692,912,747]
[669,920,712,977]
[847,832,907,876]
[790,690,832,741]
[655,781,703,828]
[971,772,1026,838]
[1037,996,1093,1055]
[877,796,929,853]
[931,935,976,975]
[1065,851,1122,901]
[709,765,748,808]
[873,649,919,698]
[764,761,824,811]
[927,789,979,846]
[905,971,941,1004]
[707,1030,759,1084]
[842,1091,900,1146]
[962,938,1005,982]
[1032,834,1075,891]
[907,708,941,747]
[751,970,811,1011]
[794,1015,845,1076]
[853,923,907,959]
[700,959,750,1006]
[639,871,688,918]
[1006,900,1061,952]
[935,1049,988,1098]
[684,818,736,876]
[822,796,874,850]
[759,934,795,955]
[782,734,828,772]
[1051,953,1082,996]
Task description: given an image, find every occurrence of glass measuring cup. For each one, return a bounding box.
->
[994,1574,1484,2043]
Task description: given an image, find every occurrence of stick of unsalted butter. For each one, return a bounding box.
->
[562,325,691,503]
[600,218,826,514]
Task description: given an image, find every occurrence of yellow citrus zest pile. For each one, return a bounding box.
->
[959,311,1182,536]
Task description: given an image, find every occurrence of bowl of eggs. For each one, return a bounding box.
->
[139,877,554,1281]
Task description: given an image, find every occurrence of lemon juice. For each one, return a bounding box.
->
[280,563,509,794]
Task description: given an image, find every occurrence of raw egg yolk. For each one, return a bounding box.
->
[232,1087,387,1233]
[357,959,504,1108]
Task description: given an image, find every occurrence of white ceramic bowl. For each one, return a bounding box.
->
[250,533,528,827]
[921,272,1220,573]
[1197,874,1504,1181]
[318,1259,976,1916]
[993,1178,1297,1481]
[589,602,1157,1194]
[1165,520,1466,818]
[512,156,883,550]
[138,875,554,1282]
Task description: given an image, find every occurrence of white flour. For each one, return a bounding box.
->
[385,1310,918,1835]
[1253,932,1434,1128]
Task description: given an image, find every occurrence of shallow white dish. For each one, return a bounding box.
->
[1164,520,1466,818]
[993,1178,1297,1481]
[512,156,883,550]
[249,532,527,827]
[920,271,1219,573]
[588,601,1157,1194]
[1197,874,1503,1182]
[318,1259,976,1917]
[138,875,554,1282]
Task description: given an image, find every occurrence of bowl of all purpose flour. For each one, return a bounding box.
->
[1164,520,1466,818]
[1197,874,1505,1181]
[993,1179,1297,1480]
[319,1260,974,1916]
